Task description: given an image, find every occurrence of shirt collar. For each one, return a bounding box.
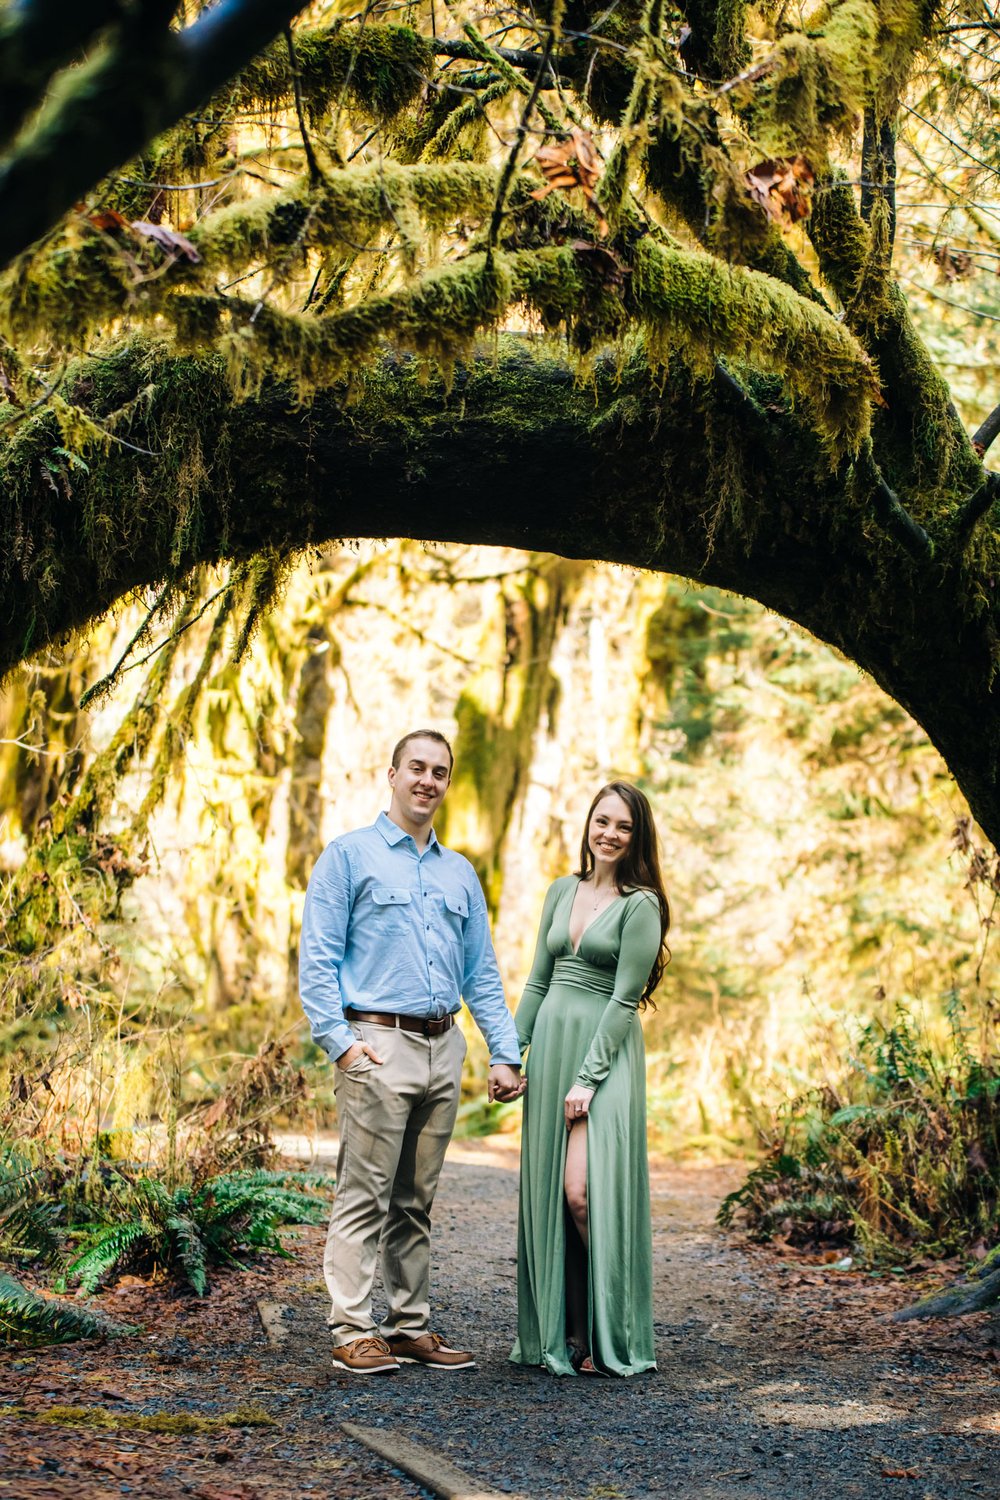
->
[376,810,442,854]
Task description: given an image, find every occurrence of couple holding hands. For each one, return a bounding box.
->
[299,729,670,1378]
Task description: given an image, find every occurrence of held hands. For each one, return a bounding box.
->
[564,1084,595,1126]
[488,1064,526,1103]
[336,1040,384,1070]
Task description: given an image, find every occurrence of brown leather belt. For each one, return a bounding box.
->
[345,1008,454,1037]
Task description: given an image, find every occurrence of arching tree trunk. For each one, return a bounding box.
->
[2,343,997,843]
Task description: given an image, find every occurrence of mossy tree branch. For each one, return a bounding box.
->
[0,0,311,271]
[4,340,1000,847]
[0,0,126,152]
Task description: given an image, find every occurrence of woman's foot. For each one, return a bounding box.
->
[568,1341,598,1375]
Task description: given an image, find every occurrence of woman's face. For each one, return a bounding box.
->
[587,792,634,874]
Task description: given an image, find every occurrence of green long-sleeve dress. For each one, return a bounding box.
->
[510,874,661,1377]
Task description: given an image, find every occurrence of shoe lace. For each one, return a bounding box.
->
[351,1336,391,1357]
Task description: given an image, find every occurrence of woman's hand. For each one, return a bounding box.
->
[564,1084,595,1127]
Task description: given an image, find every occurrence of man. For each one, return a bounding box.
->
[299,729,524,1374]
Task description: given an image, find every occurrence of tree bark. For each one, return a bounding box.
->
[0,0,310,271]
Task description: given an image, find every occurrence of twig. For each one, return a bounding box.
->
[951,470,1000,548]
[79,583,175,708]
[486,32,554,258]
[973,402,1000,457]
[902,102,1000,180]
[857,445,934,562]
[285,25,322,184]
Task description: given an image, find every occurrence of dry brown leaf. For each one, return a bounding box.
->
[131,221,201,263]
[746,155,815,224]
[531,127,608,237]
[932,245,974,282]
[88,208,130,232]
[568,240,631,290]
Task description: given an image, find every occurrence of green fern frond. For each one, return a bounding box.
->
[0,1202,61,1262]
[63,1221,148,1293]
[166,1214,207,1296]
[0,1273,129,1348]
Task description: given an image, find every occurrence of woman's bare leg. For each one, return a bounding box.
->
[564,1121,589,1357]
[564,1120,588,1245]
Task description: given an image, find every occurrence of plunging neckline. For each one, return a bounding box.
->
[568,877,623,956]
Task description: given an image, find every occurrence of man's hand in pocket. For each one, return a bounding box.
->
[337,1041,384,1070]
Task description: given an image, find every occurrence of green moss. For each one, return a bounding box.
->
[193,163,502,272]
[4,1402,275,1432]
[232,23,432,123]
[631,239,875,458]
[748,0,928,157]
[175,255,514,398]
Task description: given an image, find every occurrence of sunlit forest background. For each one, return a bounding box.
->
[3,0,1000,1334]
[4,528,998,1151]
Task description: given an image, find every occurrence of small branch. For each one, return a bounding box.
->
[860,108,897,253]
[0,0,124,153]
[284,24,321,185]
[951,470,1000,548]
[486,33,554,258]
[713,361,772,425]
[893,1264,1000,1321]
[434,36,553,70]
[973,401,1000,457]
[857,446,934,562]
[0,0,311,273]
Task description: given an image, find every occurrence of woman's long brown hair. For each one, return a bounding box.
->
[576,781,671,1007]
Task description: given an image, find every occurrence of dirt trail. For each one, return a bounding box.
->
[3,1138,998,1498]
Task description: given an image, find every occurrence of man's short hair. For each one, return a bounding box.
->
[391,729,454,775]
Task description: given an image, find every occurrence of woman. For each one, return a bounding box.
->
[510,782,670,1377]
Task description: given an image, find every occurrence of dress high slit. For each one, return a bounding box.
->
[510,875,660,1377]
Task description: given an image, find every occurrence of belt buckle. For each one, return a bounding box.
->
[421,1017,435,1037]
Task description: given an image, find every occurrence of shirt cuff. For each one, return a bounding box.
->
[489,1049,523,1067]
[317,1022,357,1062]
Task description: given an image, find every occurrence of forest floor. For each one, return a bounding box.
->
[2,1136,998,1500]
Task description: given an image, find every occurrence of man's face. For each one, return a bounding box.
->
[388,737,452,826]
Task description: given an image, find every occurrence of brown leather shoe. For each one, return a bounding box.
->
[331,1335,400,1374]
[385,1332,475,1370]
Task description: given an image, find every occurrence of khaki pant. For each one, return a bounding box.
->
[324,1019,466,1346]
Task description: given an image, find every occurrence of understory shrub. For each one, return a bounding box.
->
[59,1168,331,1295]
[718,995,1000,1263]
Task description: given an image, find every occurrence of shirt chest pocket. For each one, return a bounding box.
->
[370,887,413,932]
[442,892,469,929]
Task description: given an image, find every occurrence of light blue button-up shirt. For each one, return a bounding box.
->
[299,811,520,1066]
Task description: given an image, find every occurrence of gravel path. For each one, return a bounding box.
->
[279,1137,1000,1500]
[4,1138,998,1498]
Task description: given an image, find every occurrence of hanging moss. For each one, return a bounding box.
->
[193,162,502,270]
[747,0,929,157]
[441,558,585,912]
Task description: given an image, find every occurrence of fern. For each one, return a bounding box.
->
[0,1273,128,1348]
[63,1220,148,1293]
[58,1168,330,1295]
[166,1214,207,1295]
[0,1147,58,1262]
